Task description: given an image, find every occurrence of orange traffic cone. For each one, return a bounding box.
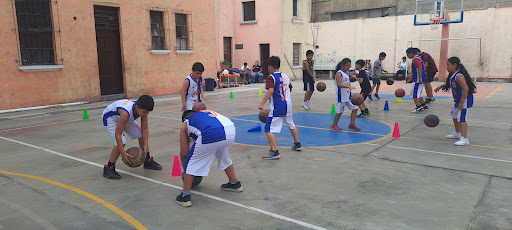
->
[170,155,182,177]
[392,122,401,138]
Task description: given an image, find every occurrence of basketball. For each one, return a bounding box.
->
[258,109,270,123]
[192,102,207,112]
[424,114,440,128]
[182,176,203,188]
[386,78,394,85]
[350,93,364,106]
[406,75,413,83]
[395,88,406,98]
[316,82,326,92]
[125,147,146,168]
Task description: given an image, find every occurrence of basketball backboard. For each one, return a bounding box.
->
[414,0,463,25]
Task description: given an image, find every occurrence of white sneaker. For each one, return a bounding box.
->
[302,102,310,110]
[446,132,462,139]
[454,137,470,146]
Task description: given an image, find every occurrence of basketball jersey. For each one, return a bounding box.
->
[102,99,139,126]
[450,71,474,108]
[185,75,203,110]
[302,60,314,81]
[411,55,427,83]
[186,110,235,144]
[268,72,292,117]
[335,70,351,103]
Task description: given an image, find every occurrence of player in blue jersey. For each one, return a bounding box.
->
[101,95,162,179]
[176,109,243,207]
[435,57,476,146]
[407,48,429,113]
[258,56,302,160]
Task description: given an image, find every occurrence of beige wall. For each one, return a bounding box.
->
[309,7,512,81]
[216,0,235,70]
[1,0,216,110]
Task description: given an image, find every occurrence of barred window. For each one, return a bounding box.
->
[175,13,188,50]
[150,11,165,50]
[293,43,301,66]
[242,1,256,21]
[15,0,55,65]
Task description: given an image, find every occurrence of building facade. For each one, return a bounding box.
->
[1,0,216,110]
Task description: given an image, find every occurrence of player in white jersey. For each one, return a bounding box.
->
[258,56,302,160]
[331,58,361,131]
[181,62,207,112]
[176,109,243,207]
[101,95,162,179]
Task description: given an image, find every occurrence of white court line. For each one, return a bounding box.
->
[369,113,511,125]
[154,87,260,103]
[149,115,181,121]
[364,143,512,163]
[0,118,99,133]
[0,135,327,230]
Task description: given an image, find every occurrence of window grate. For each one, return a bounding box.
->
[150,11,165,50]
[293,43,300,66]
[175,13,189,50]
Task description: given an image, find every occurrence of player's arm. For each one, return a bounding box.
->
[180,79,189,112]
[258,87,273,110]
[372,66,381,78]
[179,123,190,169]
[336,72,355,89]
[116,109,133,166]
[140,113,149,153]
[422,56,429,69]
[456,75,469,110]
[303,60,316,81]
[434,84,446,93]
[414,58,423,84]
[201,81,207,101]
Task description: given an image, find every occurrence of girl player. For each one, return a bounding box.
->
[435,57,476,146]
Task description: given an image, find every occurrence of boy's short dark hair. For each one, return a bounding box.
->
[182,110,196,122]
[192,62,204,72]
[268,56,280,69]
[306,50,314,56]
[355,59,365,67]
[244,62,247,65]
[402,56,407,60]
[136,95,154,111]
[406,48,420,55]
[379,52,387,58]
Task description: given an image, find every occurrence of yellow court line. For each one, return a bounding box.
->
[400,136,512,151]
[485,84,504,98]
[0,170,147,230]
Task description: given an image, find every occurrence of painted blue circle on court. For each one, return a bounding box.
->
[231,113,391,147]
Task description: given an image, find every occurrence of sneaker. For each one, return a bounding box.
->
[330,124,342,131]
[302,102,310,110]
[425,98,431,104]
[422,104,429,109]
[103,165,121,179]
[292,142,302,151]
[368,95,373,100]
[446,132,462,139]
[144,157,162,170]
[262,150,280,160]
[348,124,361,131]
[365,109,371,115]
[374,94,380,99]
[357,112,365,117]
[221,181,244,192]
[176,193,192,207]
[410,107,424,113]
[454,137,470,146]
[430,98,436,103]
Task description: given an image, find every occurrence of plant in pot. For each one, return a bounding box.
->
[220,60,231,71]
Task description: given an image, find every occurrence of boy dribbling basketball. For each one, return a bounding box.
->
[181,62,207,112]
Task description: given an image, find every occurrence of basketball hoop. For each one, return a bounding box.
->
[430,17,442,30]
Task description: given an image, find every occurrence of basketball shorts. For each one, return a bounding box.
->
[336,101,358,114]
[372,77,381,85]
[105,118,142,146]
[361,89,371,100]
[186,100,200,111]
[184,125,236,176]
[451,103,470,122]
[265,114,296,133]
[303,81,315,92]
[411,83,424,99]
[427,72,437,83]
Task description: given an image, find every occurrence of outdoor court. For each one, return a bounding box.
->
[0,80,510,230]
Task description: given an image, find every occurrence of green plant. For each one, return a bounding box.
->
[220,60,231,66]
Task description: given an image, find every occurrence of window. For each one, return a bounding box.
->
[150,11,165,50]
[293,0,299,17]
[434,1,444,18]
[293,43,301,66]
[242,1,256,22]
[15,0,55,65]
[175,13,188,50]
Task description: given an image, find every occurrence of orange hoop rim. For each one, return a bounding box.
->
[429,17,443,24]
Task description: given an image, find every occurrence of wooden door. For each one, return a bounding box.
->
[223,37,232,64]
[260,44,270,77]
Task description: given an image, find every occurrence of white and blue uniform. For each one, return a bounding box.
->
[335,70,358,114]
[265,72,296,133]
[102,99,142,145]
[185,75,203,110]
[450,71,474,122]
[411,55,427,98]
[184,110,236,176]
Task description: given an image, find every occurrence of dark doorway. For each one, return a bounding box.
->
[223,37,232,65]
[260,44,270,77]
[94,6,123,95]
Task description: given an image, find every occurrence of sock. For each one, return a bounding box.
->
[146,152,151,160]
[229,180,239,184]
[107,161,115,167]
[271,149,278,153]
[350,122,355,125]
[182,189,191,197]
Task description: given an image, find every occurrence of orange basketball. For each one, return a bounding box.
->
[350,94,364,106]
[258,109,270,123]
[316,82,326,92]
[125,147,146,168]
[395,88,406,98]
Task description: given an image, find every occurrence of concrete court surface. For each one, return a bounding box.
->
[0,80,511,230]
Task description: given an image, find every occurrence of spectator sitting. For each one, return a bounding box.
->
[395,57,409,79]
[251,61,263,83]
[240,62,251,85]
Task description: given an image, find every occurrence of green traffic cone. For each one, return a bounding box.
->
[83,109,89,120]
[330,104,336,114]
[230,92,233,99]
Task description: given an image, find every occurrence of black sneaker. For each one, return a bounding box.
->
[425,98,432,104]
[221,181,244,192]
[103,165,121,179]
[374,94,380,99]
[357,112,365,117]
[292,142,302,151]
[262,150,280,160]
[368,95,373,100]
[176,193,192,207]
[144,157,162,170]
[421,104,429,110]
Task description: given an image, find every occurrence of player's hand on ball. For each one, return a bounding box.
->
[258,105,264,110]
[121,152,133,166]
[181,105,187,112]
